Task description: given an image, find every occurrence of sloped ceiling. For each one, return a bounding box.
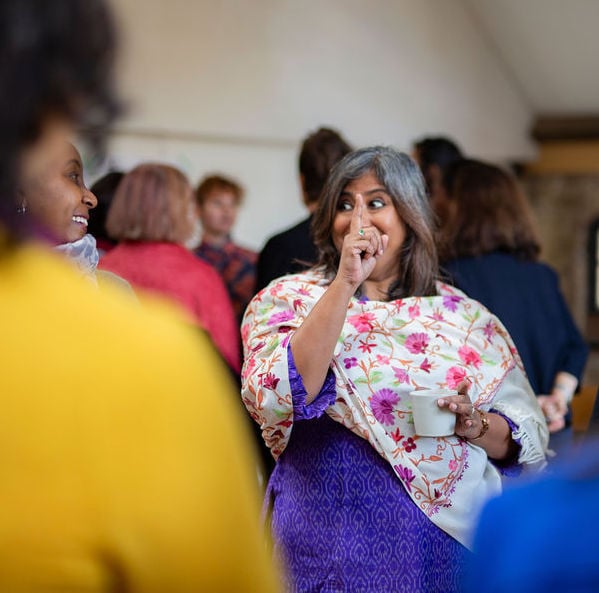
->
[463,0,599,114]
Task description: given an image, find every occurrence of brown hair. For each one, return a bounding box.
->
[195,174,244,207]
[106,163,194,243]
[440,159,541,261]
[412,136,463,195]
[299,127,353,205]
[312,146,439,300]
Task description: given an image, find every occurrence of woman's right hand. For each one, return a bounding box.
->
[336,194,389,289]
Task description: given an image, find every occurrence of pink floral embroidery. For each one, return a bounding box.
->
[393,300,405,313]
[483,320,496,341]
[443,295,462,312]
[241,323,250,343]
[394,464,416,492]
[403,437,417,452]
[458,345,482,369]
[348,312,376,332]
[431,309,445,321]
[292,298,305,311]
[262,372,280,390]
[390,428,403,443]
[419,357,432,373]
[392,367,410,384]
[242,272,523,526]
[408,304,420,318]
[242,356,256,380]
[267,310,295,325]
[405,332,429,354]
[446,366,467,389]
[358,339,376,353]
[370,388,400,425]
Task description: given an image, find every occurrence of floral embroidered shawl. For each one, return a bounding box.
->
[241,269,548,547]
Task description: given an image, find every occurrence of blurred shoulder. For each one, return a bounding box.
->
[5,243,222,375]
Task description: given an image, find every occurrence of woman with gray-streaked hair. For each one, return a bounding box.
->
[242,146,548,592]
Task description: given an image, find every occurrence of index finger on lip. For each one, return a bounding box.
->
[350,194,364,235]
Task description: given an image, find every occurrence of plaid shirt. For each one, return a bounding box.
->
[195,239,257,322]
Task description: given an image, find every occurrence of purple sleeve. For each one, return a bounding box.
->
[489,409,522,477]
[288,345,337,421]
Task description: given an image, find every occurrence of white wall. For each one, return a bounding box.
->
[96,0,536,250]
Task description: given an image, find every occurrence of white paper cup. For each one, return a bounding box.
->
[409,389,457,437]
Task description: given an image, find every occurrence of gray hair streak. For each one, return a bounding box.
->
[312,146,439,299]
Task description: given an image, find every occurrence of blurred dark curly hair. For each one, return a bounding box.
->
[0,0,120,238]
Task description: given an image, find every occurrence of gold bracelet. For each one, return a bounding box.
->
[470,409,489,440]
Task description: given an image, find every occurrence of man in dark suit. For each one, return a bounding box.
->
[255,127,352,292]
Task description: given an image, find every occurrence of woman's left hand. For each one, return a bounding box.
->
[437,381,485,439]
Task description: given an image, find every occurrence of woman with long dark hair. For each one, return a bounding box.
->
[242,146,548,592]
[440,159,588,451]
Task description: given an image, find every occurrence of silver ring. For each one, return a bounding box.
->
[358,228,365,236]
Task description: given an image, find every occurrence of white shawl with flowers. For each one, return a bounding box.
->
[241,269,548,547]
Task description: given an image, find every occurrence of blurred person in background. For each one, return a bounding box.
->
[99,163,241,374]
[243,146,548,593]
[466,437,599,593]
[89,170,123,256]
[412,135,463,223]
[255,127,352,291]
[439,159,588,456]
[0,0,279,590]
[194,174,257,324]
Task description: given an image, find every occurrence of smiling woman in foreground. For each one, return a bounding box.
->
[241,146,549,593]
[18,142,102,278]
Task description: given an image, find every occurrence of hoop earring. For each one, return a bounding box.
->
[17,203,27,215]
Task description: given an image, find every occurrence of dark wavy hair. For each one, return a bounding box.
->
[413,136,463,196]
[312,146,439,300]
[89,171,124,246]
[439,159,541,261]
[0,0,120,240]
[299,128,353,205]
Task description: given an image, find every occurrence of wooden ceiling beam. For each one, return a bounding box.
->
[532,115,599,142]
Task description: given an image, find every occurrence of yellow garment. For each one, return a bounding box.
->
[0,243,279,592]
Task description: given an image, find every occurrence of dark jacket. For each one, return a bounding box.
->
[443,251,588,395]
[255,215,317,292]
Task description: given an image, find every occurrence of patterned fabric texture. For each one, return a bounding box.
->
[55,233,99,283]
[242,269,548,547]
[194,239,257,322]
[269,414,468,593]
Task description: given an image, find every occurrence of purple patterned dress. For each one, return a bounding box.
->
[266,351,469,593]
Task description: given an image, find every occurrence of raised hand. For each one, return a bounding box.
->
[336,194,389,289]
